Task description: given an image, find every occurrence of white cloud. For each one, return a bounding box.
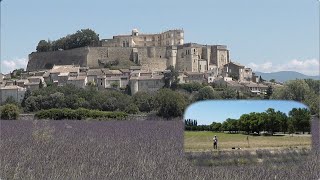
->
[1,58,28,74]
[247,59,320,76]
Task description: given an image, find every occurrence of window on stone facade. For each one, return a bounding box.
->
[144,43,146,46]
[194,49,196,54]
[160,56,161,58]
[144,37,146,41]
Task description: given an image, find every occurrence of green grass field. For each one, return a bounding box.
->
[184,131,311,152]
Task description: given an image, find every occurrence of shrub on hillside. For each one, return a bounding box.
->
[0,104,20,120]
[125,104,139,114]
[155,88,188,119]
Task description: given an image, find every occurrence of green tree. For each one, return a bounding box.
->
[178,82,203,93]
[0,104,19,120]
[271,79,318,115]
[248,112,263,134]
[265,108,281,135]
[194,86,220,101]
[264,85,273,99]
[304,79,320,95]
[24,96,40,112]
[210,122,222,132]
[222,118,239,133]
[125,104,139,114]
[239,114,251,134]
[36,40,51,52]
[164,65,179,89]
[288,120,295,136]
[37,29,99,51]
[21,89,32,108]
[288,108,311,134]
[276,111,288,134]
[221,87,237,99]
[132,91,154,112]
[155,89,187,119]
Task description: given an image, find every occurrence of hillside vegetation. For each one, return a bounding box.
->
[36,29,100,52]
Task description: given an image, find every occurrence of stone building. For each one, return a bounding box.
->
[129,72,164,94]
[27,29,232,75]
[100,29,184,47]
[183,72,205,83]
[223,61,249,81]
[87,69,104,85]
[49,65,80,83]
[67,76,88,88]
[0,85,26,104]
[241,82,268,95]
[205,67,219,83]
[175,43,230,74]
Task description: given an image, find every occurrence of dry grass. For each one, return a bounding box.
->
[184,131,311,152]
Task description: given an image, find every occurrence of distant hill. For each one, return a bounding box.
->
[254,71,320,82]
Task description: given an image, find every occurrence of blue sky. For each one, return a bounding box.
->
[184,100,309,125]
[1,0,319,75]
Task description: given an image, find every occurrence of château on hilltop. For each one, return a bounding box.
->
[0,29,275,104]
[27,28,251,81]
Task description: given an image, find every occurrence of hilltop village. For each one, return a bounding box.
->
[0,29,281,104]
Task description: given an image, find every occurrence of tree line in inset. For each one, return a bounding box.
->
[185,107,311,135]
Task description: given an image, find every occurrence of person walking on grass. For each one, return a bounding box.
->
[213,135,218,149]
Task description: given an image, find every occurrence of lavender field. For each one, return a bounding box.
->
[0,119,319,180]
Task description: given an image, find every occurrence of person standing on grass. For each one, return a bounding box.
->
[213,135,218,149]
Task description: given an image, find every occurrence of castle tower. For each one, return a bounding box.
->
[167,46,177,68]
[132,29,139,36]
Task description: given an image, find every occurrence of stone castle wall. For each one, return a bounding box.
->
[27,46,168,72]
[27,47,89,71]
[86,47,133,68]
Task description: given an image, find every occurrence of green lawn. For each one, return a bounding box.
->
[184,131,311,152]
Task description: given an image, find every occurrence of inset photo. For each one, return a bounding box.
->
[184,100,316,167]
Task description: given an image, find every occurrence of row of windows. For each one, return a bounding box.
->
[122,41,129,47]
